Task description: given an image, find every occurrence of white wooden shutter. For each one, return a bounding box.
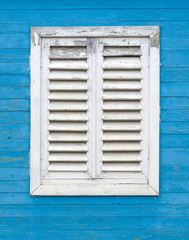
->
[97,38,149,181]
[30,27,159,196]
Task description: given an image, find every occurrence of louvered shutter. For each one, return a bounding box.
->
[40,38,92,180]
[97,38,149,180]
[30,27,159,196]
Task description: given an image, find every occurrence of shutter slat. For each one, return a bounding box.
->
[49,122,88,132]
[103,81,142,90]
[103,91,142,100]
[49,60,88,70]
[103,71,142,80]
[49,142,88,152]
[103,122,141,131]
[49,101,88,111]
[49,112,88,122]
[102,142,141,152]
[103,101,142,111]
[49,47,88,60]
[102,152,141,162]
[103,132,141,141]
[103,58,141,70]
[48,163,88,172]
[49,71,88,80]
[49,152,87,162]
[103,46,141,56]
[102,163,141,172]
[49,132,87,142]
[49,92,88,101]
[103,111,141,121]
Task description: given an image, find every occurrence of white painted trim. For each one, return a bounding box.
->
[32,183,158,196]
[30,26,160,196]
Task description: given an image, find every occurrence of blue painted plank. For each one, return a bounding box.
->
[0,21,120,34]
[161,83,189,96]
[0,152,29,168]
[0,34,29,48]
[0,181,30,193]
[161,51,189,68]
[120,9,189,21]
[161,97,189,109]
[0,10,119,22]
[161,166,189,180]
[0,168,29,180]
[0,139,29,151]
[160,180,189,192]
[0,0,188,9]
[161,149,189,165]
[160,69,189,82]
[0,112,30,123]
[160,122,189,134]
[0,204,188,217]
[0,87,30,99]
[0,75,30,87]
[0,49,29,63]
[161,110,189,121]
[0,63,29,74]
[161,135,189,148]
[0,99,29,111]
[0,230,189,240]
[0,192,188,205]
[0,124,29,139]
[1,216,189,230]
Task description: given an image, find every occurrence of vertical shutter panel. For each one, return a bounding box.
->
[101,43,144,176]
[47,45,90,177]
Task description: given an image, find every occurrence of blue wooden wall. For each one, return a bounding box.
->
[0,1,189,239]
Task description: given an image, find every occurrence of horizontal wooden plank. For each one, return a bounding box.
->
[0,152,29,168]
[0,34,29,48]
[160,122,189,134]
[0,75,30,87]
[161,149,189,165]
[0,230,188,240]
[0,0,188,9]
[0,204,188,217]
[0,112,30,124]
[161,110,189,121]
[0,168,29,180]
[160,180,189,192]
[161,51,189,68]
[0,10,120,21]
[0,49,29,63]
[161,166,189,180]
[0,87,29,99]
[0,216,189,230]
[161,97,189,109]
[0,139,29,151]
[0,99,29,111]
[0,63,29,74]
[120,9,189,21]
[160,69,189,82]
[161,135,189,148]
[161,83,189,96]
[0,124,29,139]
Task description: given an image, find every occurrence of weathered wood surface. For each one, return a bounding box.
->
[0,2,189,239]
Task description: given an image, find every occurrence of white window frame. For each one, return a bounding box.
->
[30,26,160,196]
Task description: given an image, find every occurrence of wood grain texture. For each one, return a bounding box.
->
[0,2,188,238]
